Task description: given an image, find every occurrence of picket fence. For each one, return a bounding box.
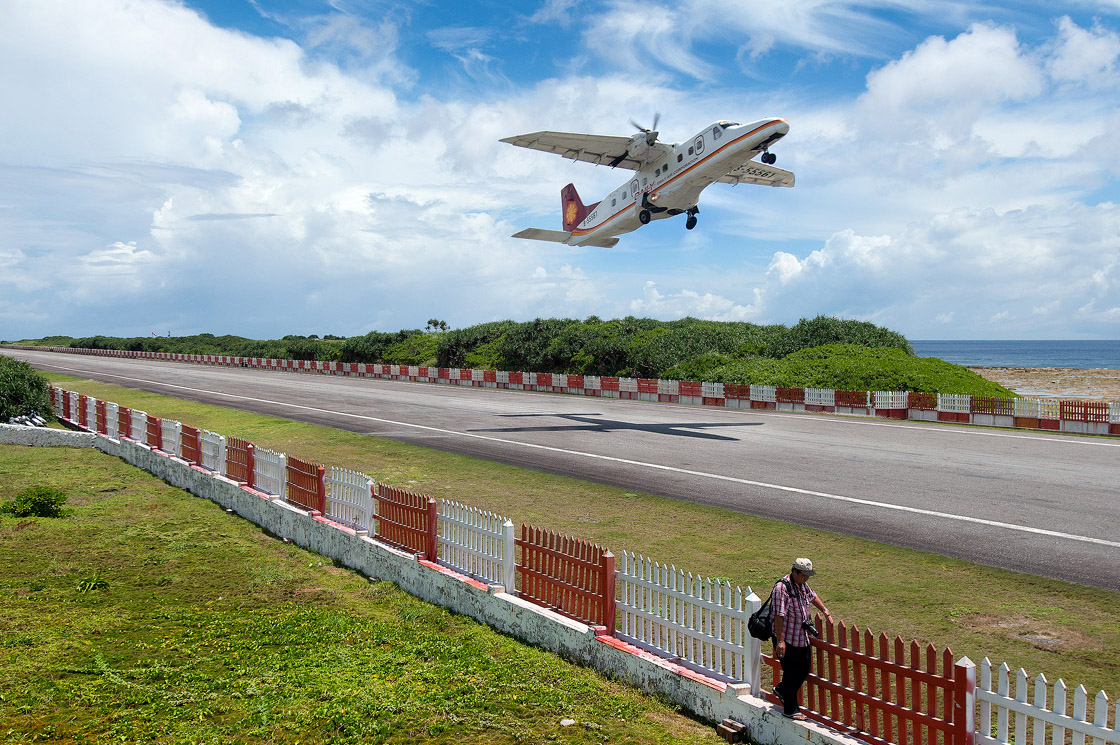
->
[48,384,1118,745]
[616,550,761,686]
[977,657,1118,745]
[15,345,1120,438]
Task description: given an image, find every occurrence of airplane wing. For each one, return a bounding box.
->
[718,161,795,187]
[500,131,669,171]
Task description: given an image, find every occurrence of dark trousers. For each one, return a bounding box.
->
[776,644,811,715]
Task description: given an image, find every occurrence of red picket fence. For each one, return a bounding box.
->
[764,618,971,745]
[95,400,107,435]
[516,525,615,635]
[118,406,131,439]
[374,484,437,558]
[778,386,805,404]
[970,397,1014,416]
[180,425,202,465]
[909,392,937,411]
[1060,400,1108,423]
[146,416,162,450]
[286,455,326,513]
[225,436,255,487]
[836,390,870,408]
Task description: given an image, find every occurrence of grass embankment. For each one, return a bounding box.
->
[0,445,719,744]
[38,374,1119,699]
[4,315,1015,396]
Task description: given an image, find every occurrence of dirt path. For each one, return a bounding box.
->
[969,367,1120,402]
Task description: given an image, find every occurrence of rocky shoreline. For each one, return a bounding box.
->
[968,367,1120,402]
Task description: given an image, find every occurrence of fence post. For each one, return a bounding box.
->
[747,589,763,693]
[501,519,516,594]
[316,465,326,514]
[600,550,616,637]
[954,656,977,745]
[246,443,255,490]
[426,498,438,561]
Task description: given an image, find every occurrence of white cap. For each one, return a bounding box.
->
[793,557,816,576]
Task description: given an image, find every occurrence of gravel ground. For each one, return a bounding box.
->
[969,367,1120,402]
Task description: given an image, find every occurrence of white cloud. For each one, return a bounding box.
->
[629,281,761,321]
[1047,16,1120,88]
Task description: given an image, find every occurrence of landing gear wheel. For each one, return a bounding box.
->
[685,214,697,230]
[639,209,651,225]
[761,151,776,165]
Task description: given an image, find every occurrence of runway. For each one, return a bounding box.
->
[6,348,1119,591]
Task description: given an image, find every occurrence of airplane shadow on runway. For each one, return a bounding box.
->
[470,413,761,441]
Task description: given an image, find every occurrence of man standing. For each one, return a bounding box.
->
[772,557,833,719]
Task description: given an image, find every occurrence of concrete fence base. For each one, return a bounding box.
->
[0,423,861,745]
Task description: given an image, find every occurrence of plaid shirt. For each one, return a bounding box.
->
[772,575,817,647]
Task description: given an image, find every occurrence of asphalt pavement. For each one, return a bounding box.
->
[6,348,1118,591]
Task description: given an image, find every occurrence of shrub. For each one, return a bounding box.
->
[769,316,913,358]
[0,486,69,518]
[0,356,53,422]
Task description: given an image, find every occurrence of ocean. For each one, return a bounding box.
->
[909,340,1120,369]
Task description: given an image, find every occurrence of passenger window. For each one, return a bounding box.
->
[677,154,683,162]
[642,178,647,188]
[612,198,616,207]
[655,168,660,177]
[688,146,694,155]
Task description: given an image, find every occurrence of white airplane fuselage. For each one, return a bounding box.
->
[566,118,789,246]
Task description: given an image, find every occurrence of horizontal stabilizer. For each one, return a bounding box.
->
[512,228,573,243]
[511,228,618,249]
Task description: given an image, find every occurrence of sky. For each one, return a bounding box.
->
[1,0,1119,342]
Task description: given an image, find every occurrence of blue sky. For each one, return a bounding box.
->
[2,0,1119,342]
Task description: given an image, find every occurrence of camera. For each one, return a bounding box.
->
[802,619,820,637]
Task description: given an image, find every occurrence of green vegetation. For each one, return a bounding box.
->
[664,344,1015,396]
[0,485,70,518]
[6,314,1012,395]
[37,375,1120,699]
[0,445,718,744]
[0,354,53,422]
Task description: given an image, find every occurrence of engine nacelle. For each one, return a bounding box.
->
[626,132,652,162]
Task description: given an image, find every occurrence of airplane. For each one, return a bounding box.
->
[500,115,794,248]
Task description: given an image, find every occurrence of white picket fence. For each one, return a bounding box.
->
[939,393,971,413]
[806,387,836,407]
[253,447,287,497]
[615,551,761,687]
[161,419,182,457]
[437,499,515,589]
[85,396,97,431]
[751,384,776,403]
[874,391,909,409]
[199,429,225,473]
[104,401,118,440]
[976,657,1118,745]
[130,409,147,442]
[324,465,374,533]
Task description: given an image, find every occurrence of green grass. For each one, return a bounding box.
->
[0,445,719,744]
[37,373,1120,700]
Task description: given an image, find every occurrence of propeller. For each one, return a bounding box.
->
[607,113,662,167]
[629,112,661,146]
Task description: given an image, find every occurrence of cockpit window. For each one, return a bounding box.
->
[718,121,738,129]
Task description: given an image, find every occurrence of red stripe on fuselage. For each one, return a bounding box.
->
[571,119,784,237]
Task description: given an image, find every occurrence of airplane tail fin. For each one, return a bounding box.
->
[561,183,598,232]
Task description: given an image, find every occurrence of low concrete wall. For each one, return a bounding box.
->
[0,424,96,448]
[1,423,859,745]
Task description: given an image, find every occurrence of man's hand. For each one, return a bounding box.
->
[776,639,786,659]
